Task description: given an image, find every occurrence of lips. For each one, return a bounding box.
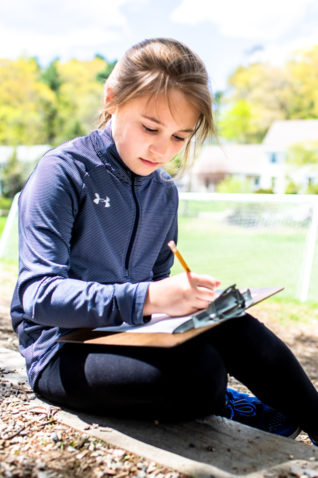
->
[139,157,159,166]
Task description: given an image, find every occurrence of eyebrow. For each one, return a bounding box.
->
[141,115,194,133]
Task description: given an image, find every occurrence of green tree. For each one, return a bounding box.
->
[219,62,295,143]
[54,57,107,144]
[286,46,318,119]
[40,59,63,143]
[218,46,318,143]
[0,57,55,145]
[218,99,255,143]
[286,141,318,166]
[41,58,62,92]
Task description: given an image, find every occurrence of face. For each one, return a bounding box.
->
[108,88,199,176]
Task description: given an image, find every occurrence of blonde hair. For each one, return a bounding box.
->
[98,38,215,170]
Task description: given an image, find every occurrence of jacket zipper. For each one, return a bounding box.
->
[125,175,140,271]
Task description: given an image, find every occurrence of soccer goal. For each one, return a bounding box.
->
[175,193,318,303]
[1,192,317,302]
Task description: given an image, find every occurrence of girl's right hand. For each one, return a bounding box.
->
[143,272,221,317]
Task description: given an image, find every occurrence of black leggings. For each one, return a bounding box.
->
[35,314,318,434]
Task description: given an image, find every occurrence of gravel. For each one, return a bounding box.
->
[0,365,185,478]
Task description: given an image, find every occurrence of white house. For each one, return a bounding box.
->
[262,119,318,192]
[189,144,266,192]
[190,119,318,193]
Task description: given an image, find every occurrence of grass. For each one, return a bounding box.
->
[255,297,318,325]
[172,213,318,303]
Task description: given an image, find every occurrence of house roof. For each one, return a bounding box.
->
[263,119,318,151]
[0,145,51,165]
[192,144,265,175]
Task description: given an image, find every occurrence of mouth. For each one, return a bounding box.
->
[139,157,160,167]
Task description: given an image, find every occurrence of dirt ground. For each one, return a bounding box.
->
[1,271,318,477]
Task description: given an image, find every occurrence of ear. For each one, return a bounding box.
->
[104,85,116,114]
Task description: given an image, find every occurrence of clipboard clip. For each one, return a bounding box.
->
[174,284,253,334]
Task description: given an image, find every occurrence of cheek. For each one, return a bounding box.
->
[117,128,140,156]
[163,144,184,165]
[172,141,186,156]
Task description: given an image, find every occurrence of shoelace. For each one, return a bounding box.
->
[226,397,257,420]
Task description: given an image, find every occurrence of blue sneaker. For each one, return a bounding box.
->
[222,388,301,438]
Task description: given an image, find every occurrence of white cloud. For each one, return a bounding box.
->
[0,0,144,61]
[170,0,314,41]
[0,27,121,63]
[247,33,318,68]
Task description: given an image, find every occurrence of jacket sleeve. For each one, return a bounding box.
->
[15,154,149,329]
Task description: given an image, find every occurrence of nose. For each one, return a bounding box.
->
[149,137,169,158]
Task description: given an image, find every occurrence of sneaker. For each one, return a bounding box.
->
[222,388,301,438]
[309,436,318,446]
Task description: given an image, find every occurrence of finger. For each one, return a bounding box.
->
[191,282,218,297]
[188,273,221,289]
[195,288,216,302]
[193,297,213,310]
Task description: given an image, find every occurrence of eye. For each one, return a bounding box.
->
[173,135,186,142]
[142,124,158,133]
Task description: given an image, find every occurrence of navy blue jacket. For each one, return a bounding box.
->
[11,124,178,388]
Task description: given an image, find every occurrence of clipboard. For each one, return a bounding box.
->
[58,286,283,348]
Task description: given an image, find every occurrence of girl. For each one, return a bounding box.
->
[11,38,318,444]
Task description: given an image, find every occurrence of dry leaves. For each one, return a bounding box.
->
[0,376,183,477]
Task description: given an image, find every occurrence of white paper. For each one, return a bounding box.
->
[94,313,192,334]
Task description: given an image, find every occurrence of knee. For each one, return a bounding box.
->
[169,343,228,417]
[214,314,268,347]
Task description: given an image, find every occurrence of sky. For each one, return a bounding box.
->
[1,0,318,91]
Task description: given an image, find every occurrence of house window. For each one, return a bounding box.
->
[269,152,278,163]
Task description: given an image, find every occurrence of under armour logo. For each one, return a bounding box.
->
[93,193,110,208]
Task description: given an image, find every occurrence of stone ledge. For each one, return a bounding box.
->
[1,346,318,477]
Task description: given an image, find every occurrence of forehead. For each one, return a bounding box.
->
[134,89,199,128]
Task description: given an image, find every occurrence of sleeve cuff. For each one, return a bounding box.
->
[114,281,151,326]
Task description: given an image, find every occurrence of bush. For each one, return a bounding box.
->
[0,196,12,215]
[285,178,301,194]
[0,149,35,198]
[254,188,273,194]
[305,183,318,194]
[216,176,253,193]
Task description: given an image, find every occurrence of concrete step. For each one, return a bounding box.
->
[1,346,318,477]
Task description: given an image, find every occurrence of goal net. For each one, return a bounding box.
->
[175,193,318,303]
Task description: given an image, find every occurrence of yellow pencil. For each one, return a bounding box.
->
[168,240,191,273]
